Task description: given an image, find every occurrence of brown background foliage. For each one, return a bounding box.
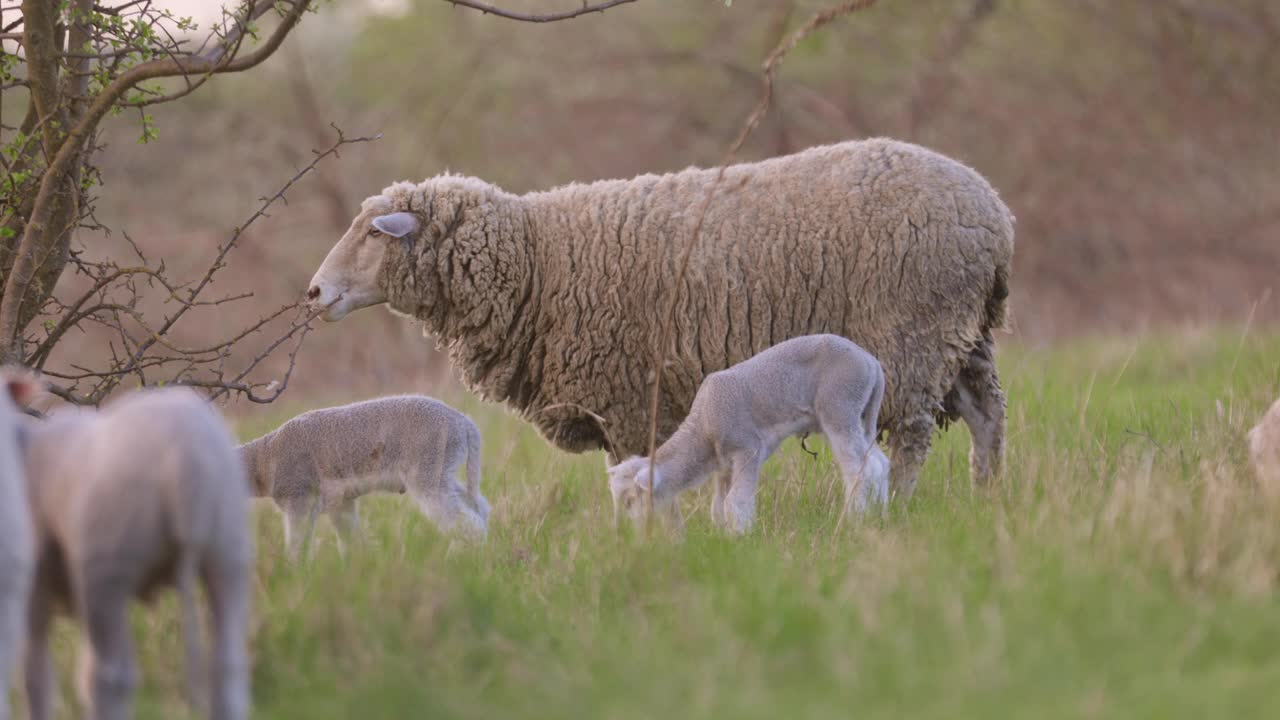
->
[46,0,1280,405]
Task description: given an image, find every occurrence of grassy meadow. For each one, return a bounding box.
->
[25,328,1280,719]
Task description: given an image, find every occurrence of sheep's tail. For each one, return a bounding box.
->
[177,552,207,716]
[465,421,483,500]
[862,361,886,445]
[985,261,1011,334]
[237,441,270,497]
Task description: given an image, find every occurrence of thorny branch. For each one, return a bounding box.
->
[30,129,381,406]
[0,0,315,358]
[642,0,880,527]
[443,0,639,23]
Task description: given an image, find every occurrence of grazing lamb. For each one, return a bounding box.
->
[306,138,1014,501]
[239,395,488,558]
[0,368,39,720]
[608,335,890,533]
[1248,397,1280,492]
[22,388,252,720]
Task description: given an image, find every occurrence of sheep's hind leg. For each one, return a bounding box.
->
[443,454,488,543]
[24,586,55,720]
[710,471,732,528]
[830,431,875,518]
[723,451,763,535]
[79,587,137,720]
[278,496,319,563]
[0,570,28,720]
[406,480,486,545]
[203,554,252,720]
[952,340,1006,486]
[888,413,936,503]
[330,499,362,557]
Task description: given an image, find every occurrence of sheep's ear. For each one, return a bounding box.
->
[371,212,420,239]
[2,366,45,409]
[608,469,635,494]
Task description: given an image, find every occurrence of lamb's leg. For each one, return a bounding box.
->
[831,431,875,517]
[80,589,137,720]
[203,555,252,720]
[869,446,891,508]
[0,572,28,720]
[445,492,488,544]
[709,471,732,528]
[952,341,1006,486]
[439,452,488,543]
[405,481,486,544]
[723,451,763,535]
[330,499,361,557]
[278,496,318,563]
[888,413,935,502]
[23,586,55,720]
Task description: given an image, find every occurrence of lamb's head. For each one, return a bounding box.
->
[1,366,45,459]
[307,191,422,321]
[606,455,660,524]
[1,366,43,419]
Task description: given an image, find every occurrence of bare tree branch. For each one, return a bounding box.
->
[31,128,380,405]
[902,0,997,136]
[444,0,639,23]
[0,0,314,358]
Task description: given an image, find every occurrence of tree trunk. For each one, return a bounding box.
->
[0,0,88,362]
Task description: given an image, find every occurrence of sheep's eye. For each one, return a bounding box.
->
[368,227,384,237]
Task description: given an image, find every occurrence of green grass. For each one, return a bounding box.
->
[23,328,1280,719]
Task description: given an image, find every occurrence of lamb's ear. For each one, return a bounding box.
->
[637,466,660,492]
[608,468,637,495]
[2,366,45,409]
[371,212,420,239]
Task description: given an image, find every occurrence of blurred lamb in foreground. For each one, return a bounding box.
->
[0,368,39,720]
[1249,397,1280,495]
[240,395,488,558]
[607,335,890,533]
[22,387,253,720]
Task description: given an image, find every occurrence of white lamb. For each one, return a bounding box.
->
[239,395,489,559]
[22,387,253,720]
[608,334,891,533]
[0,368,39,720]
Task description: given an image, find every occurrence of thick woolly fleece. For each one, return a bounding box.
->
[367,138,1014,488]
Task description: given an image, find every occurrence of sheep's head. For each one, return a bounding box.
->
[307,195,422,321]
[606,455,660,524]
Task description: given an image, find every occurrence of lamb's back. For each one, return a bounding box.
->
[268,395,470,479]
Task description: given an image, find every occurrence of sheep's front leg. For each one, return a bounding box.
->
[24,586,55,720]
[724,452,763,535]
[80,590,137,720]
[888,413,935,502]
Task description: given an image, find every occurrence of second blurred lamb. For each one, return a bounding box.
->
[241,396,488,558]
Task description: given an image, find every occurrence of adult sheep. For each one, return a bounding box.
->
[307,138,1015,499]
